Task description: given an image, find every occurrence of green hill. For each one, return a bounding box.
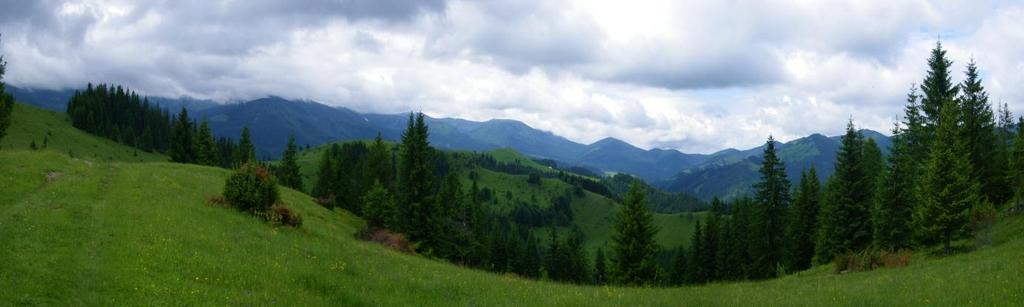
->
[3,148,1023,305]
[0,103,165,162]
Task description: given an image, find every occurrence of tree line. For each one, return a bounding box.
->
[667,41,1023,286]
[63,83,306,191]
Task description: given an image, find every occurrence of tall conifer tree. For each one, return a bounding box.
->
[750,135,789,278]
[0,35,13,145]
[236,127,255,165]
[169,108,195,163]
[398,112,434,240]
[277,135,303,190]
[610,180,660,285]
[873,124,917,249]
[916,101,979,254]
[194,120,217,166]
[785,167,820,271]
[958,59,1007,205]
[816,121,872,262]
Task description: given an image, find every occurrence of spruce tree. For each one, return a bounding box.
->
[686,220,706,284]
[236,127,255,165]
[366,133,393,189]
[916,101,980,254]
[610,180,660,286]
[0,38,12,145]
[1010,117,1024,202]
[958,59,1007,205]
[919,41,959,129]
[816,121,872,262]
[362,181,396,228]
[169,108,195,163]
[873,124,917,250]
[277,135,303,190]
[670,245,687,285]
[750,135,790,278]
[398,113,434,241]
[785,167,820,272]
[861,138,885,201]
[701,197,724,279]
[194,120,217,166]
[594,248,608,285]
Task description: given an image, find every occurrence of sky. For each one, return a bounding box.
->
[1,0,1023,153]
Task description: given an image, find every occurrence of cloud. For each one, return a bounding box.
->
[1,0,1023,154]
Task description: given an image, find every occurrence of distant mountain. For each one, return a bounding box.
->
[187,97,712,179]
[194,97,497,159]
[7,85,219,113]
[659,130,891,200]
[11,86,887,188]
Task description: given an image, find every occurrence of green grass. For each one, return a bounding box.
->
[488,147,556,173]
[0,103,166,162]
[2,149,1023,305]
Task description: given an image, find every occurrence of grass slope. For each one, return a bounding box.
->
[0,102,165,162]
[2,149,1023,305]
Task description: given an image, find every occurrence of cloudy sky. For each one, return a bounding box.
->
[2,0,1023,153]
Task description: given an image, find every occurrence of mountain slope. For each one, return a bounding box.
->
[0,103,165,162]
[2,149,1022,305]
[662,131,890,200]
[7,85,218,113]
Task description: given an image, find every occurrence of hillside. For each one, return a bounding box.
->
[294,143,703,252]
[0,103,165,162]
[2,148,1022,305]
[661,131,891,200]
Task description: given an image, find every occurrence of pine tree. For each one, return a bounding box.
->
[236,127,255,165]
[873,124,917,250]
[522,234,542,279]
[785,167,820,272]
[916,101,980,254]
[563,227,590,284]
[398,113,434,242]
[194,120,217,166]
[861,138,885,201]
[362,181,396,229]
[958,59,1008,205]
[277,135,303,190]
[701,197,724,279]
[670,245,687,285]
[686,220,706,283]
[1010,117,1024,202]
[919,41,960,129]
[594,248,608,285]
[366,133,393,189]
[610,180,660,286]
[0,38,13,145]
[169,108,196,163]
[750,135,790,278]
[816,121,872,263]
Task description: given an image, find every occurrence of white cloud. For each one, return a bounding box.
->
[1,0,1023,153]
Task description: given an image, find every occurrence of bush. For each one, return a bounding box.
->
[223,162,279,213]
[833,248,911,273]
[357,227,413,253]
[273,204,303,227]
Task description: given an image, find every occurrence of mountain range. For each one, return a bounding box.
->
[10,86,890,200]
